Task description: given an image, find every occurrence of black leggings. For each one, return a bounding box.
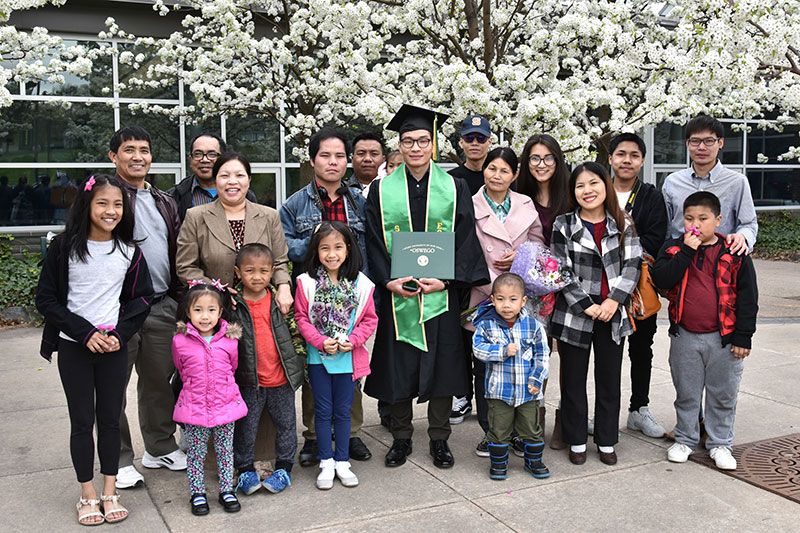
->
[58,338,128,482]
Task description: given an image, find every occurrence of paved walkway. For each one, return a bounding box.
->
[1,259,798,532]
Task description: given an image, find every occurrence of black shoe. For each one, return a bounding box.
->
[218,491,240,513]
[349,437,372,461]
[190,493,209,516]
[385,439,412,467]
[380,414,392,429]
[429,439,454,469]
[299,439,319,467]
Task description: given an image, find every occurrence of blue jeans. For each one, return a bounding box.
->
[308,364,356,462]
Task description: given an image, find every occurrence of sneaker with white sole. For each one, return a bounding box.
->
[141,449,187,471]
[709,446,737,470]
[627,406,667,438]
[667,443,693,463]
[316,458,335,490]
[449,397,472,424]
[115,465,144,489]
[334,461,359,487]
[475,435,490,457]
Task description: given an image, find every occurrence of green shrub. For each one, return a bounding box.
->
[0,235,42,318]
[753,211,800,260]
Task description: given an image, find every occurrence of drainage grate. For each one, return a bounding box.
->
[689,433,800,504]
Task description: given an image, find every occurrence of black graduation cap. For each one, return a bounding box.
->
[386,104,450,135]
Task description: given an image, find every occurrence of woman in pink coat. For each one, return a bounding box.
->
[464,147,544,456]
[172,282,247,516]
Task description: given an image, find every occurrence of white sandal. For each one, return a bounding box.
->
[76,498,104,526]
[100,492,129,523]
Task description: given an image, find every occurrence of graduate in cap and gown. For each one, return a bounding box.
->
[363,105,489,469]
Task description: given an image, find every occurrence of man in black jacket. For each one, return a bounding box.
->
[609,133,668,439]
[168,132,256,220]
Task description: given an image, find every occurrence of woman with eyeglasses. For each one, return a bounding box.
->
[515,133,573,451]
[516,134,572,247]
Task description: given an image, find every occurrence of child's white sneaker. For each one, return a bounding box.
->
[709,446,737,470]
[666,443,693,463]
[335,461,359,487]
[316,458,335,490]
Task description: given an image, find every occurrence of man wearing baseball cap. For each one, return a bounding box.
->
[448,115,493,196]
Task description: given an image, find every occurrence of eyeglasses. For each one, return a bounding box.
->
[687,137,720,147]
[399,137,432,149]
[528,154,556,167]
[462,133,489,144]
[190,150,222,161]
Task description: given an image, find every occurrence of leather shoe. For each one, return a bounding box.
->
[429,439,454,469]
[299,439,319,467]
[568,450,587,465]
[385,439,412,467]
[597,447,618,465]
[349,437,372,461]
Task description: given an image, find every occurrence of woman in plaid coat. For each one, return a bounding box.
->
[550,162,642,466]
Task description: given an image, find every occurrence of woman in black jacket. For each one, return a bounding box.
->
[36,174,153,526]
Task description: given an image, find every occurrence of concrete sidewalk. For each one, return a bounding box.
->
[1,259,798,532]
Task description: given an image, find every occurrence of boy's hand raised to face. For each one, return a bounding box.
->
[683,230,702,250]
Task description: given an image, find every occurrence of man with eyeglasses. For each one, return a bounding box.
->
[364,105,489,470]
[449,115,493,195]
[662,115,758,255]
[168,132,256,221]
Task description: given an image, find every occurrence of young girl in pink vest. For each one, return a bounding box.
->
[172,281,247,516]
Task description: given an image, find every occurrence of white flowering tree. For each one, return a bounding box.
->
[103,0,393,170]
[365,0,800,163]
[0,0,97,108]
[661,0,800,161]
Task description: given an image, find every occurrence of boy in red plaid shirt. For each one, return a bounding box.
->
[652,191,758,471]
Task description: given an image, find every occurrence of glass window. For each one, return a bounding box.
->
[653,123,686,165]
[720,122,743,166]
[23,40,112,98]
[249,172,277,208]
[225,113,281,162]
[0,167,107,226]
[184,118,224,153]
[148,173,180,192]
[0,101,114,163]
[117,43,178,100]
[285,166,309,198]
[747,168,800,206]
[2,59,20,94]
[747,125,800,165]
[120,107,180,162]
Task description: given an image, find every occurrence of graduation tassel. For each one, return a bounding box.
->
[432,114,438,162]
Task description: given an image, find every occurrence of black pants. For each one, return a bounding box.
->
[627,314,658,412]
[559,321,624,447]
[58,338,128,482]
[461,328,489,433]
[390,397,452,441]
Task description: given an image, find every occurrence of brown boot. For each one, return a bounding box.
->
[550,408,566,450]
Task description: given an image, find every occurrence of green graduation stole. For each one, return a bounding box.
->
[379,162,456,351]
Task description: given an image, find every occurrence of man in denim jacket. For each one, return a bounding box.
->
[279,127,371,466]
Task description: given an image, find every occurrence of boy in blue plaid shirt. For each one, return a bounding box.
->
[473,273,550,480]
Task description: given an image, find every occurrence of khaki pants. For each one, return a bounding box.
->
[487,398,543,445]
[118,296,179,467]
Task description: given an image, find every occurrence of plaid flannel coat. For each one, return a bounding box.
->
[472,304,550,407]
[549,209,642,349]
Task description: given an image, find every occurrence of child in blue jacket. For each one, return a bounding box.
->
[473,273,550,480]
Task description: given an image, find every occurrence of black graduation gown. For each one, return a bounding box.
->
[363,167,489,404]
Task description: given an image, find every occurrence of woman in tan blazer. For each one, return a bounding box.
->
[176,152,293,313]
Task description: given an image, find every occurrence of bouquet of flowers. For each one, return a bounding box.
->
[510,242,571,297]
[509,242,571,319]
